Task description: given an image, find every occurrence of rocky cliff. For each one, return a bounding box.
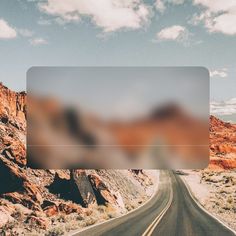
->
[0,84,156,235]
[209,115,236,169]
[0,83,235,234]
[0,83,26,130]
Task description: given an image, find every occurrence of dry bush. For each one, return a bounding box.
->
[45,226,65,236]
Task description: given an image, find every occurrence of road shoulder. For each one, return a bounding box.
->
[180,170,236,234]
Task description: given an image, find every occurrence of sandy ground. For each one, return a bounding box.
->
[180,169,236,231]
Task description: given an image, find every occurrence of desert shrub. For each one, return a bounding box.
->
[56,215,66,223]
[65,222,80,232]
[222,203,232,210]
[125,199,139,211]
[107,212,117,219]
[227,196,233,204]
[76,215,84,221]
[84,217,97,226]
[97,205,106,213]
[45,226,65,236]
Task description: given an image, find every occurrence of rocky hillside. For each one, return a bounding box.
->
[0,83,235,234]
[0,83,157,235]
[209,115,236,170]
[0,82,26,131]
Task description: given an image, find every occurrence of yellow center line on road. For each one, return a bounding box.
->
[142,180,173,236]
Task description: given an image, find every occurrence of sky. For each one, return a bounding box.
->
[0,0,236,116]
[27,67,209,120]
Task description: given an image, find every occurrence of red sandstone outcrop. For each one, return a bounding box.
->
[88,173,118,205]
[0,83,26,130]
[0,83,155,233]
[0,155,42,211]
[209,115,236,169]
[1,82,235,233]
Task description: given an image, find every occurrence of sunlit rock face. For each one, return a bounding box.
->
[0,83,26,130]
[0,83,155,232]
[0,82,235,234]
[209,115,236,170]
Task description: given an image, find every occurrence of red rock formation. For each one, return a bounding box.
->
[1,139,26,166]
[0,156,42,211]
[88,173,117,205]
[0,205,14,228]
[209,115,236,169]
[208,157,236,170]
[0,83,152,232]
[0,84,87,230]
[0,83,26,130]
[25,215,50,229]
[1,82,235,231]
[70,170,97,207]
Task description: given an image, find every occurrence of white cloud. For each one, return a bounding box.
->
[29,37,48,46]
[172,0,185,4]
[155,0,166,13]
[210,14,236,35]
[38,18,52,25]
[155,0,184,13]
[156,25,189,42]
[0,19,17,39]
[18,28,34,37]
[192,0,236,35]
[38,0,152,32]
[210,68,228,78]
[211,98,236,115]
[193,0,236,13]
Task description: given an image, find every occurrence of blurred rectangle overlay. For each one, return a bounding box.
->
[27,67,209,169]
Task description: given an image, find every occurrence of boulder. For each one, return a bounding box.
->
[70,170,96,207]
[88,173,117,205]
[25,215,49,230]
[0,206,14,228]
[0,156,42,211]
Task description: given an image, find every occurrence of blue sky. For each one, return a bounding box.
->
[0,0,235,107]
[28,67,209,120]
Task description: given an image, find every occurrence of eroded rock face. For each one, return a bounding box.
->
[47,169,127,210]
[0,205,14,228]
[209,157,236,170]
[209,116,236,169]
[25,215,50,230]
[0,83,26,130]
[42,199,83,217]
[88,173,117,205]
[0,84,105,230]
[71,170,96,207]
[1,83,235,232]
[0,156,42,211]
[1,140,26,166]
[0,85,26,166]
[0,84,49,230]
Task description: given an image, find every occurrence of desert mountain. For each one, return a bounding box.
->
[0,83,235,234]
[0,83,155,234]
[209,115,236,170]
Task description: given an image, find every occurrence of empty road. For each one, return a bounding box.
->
[71,170,235,236]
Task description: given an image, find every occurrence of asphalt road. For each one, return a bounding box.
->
[71,171,235,236]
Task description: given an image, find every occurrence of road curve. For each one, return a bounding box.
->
[151,173,235,236]
[71,171,235,236]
